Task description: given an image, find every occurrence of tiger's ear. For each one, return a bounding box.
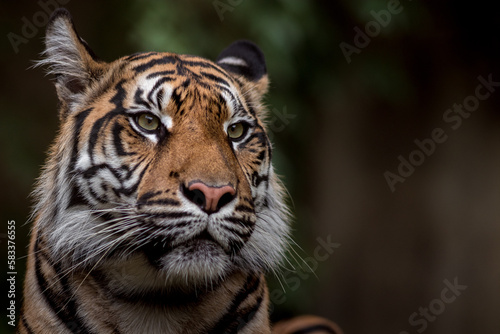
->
[216,40,269,99]
[40,8,107,118]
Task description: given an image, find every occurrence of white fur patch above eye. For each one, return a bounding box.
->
[217,56,248,68]
[161,114,173,131]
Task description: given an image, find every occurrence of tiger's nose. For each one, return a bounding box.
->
[184,182,236,213]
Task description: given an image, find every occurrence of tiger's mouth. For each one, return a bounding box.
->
[136,228,237,287]
[141,229,228,267]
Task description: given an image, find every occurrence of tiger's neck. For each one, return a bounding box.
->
[20,233,271,334]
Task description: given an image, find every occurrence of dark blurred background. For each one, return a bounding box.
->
[1,1,499,333]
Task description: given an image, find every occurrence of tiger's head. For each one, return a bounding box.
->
[34,9,289,291]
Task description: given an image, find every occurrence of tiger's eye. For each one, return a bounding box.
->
[137,113,160,132]
[228,123,246,140]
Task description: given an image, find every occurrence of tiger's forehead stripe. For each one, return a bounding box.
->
[131,75,174,130]
[132,55,176,73]
[134,73,173,110]
[122,53,250,120]
[220,89,245,119]
[127,53,237,86]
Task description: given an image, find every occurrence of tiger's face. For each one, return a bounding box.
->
[36,11,288,290]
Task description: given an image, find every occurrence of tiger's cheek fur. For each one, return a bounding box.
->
[233,124,272,204]
[71,88,147,208]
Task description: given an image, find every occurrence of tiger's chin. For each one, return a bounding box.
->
[150,239,235,289]
[103,238,240,295]
[129,229,242,287]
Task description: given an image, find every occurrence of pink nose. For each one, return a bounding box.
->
[186,182,236,213]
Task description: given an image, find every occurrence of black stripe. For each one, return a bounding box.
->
[82,163,119,179]
[255,149,266,162]
[67,108,93,209]
[200,71,230,87]
[231,295,263,333]
[114,164,148,197]
[246,103,257,116]
[251,171,269,187]
[182,60,215,68]
[137,190,163,202]
[290,324,338,334]
[152,211,193,219]
[68,183,90,208]
[147,78,173,106]
[146,70,175,79]
[137,198,181,207]
[69,108,92,171]
[213,84,235,101]
[211,93,225,121]
[122,156,148,180]
[170,87,184,111]
[238,130,268,150]
[134,88,151,109]
[34,239,94,334]
[113,123,136,156]
[155,88,165,110]
[225,217,255,231]
[81,159,149,203]
[86,179,109,204]
[184,59,236,84]
[21,314,35,334]
[133,56,177,73]
[88,80,127,162]
[148,220,191,230]
[213,84,237,104]
[235,204,254,213]
[207,275,263,334]
[81,160,142,185]
[180,78,191,89]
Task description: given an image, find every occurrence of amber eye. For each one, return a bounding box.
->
[227,122,247,140]
[136,113,160,132]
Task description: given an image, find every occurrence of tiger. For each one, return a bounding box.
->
[18,8,342,334]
